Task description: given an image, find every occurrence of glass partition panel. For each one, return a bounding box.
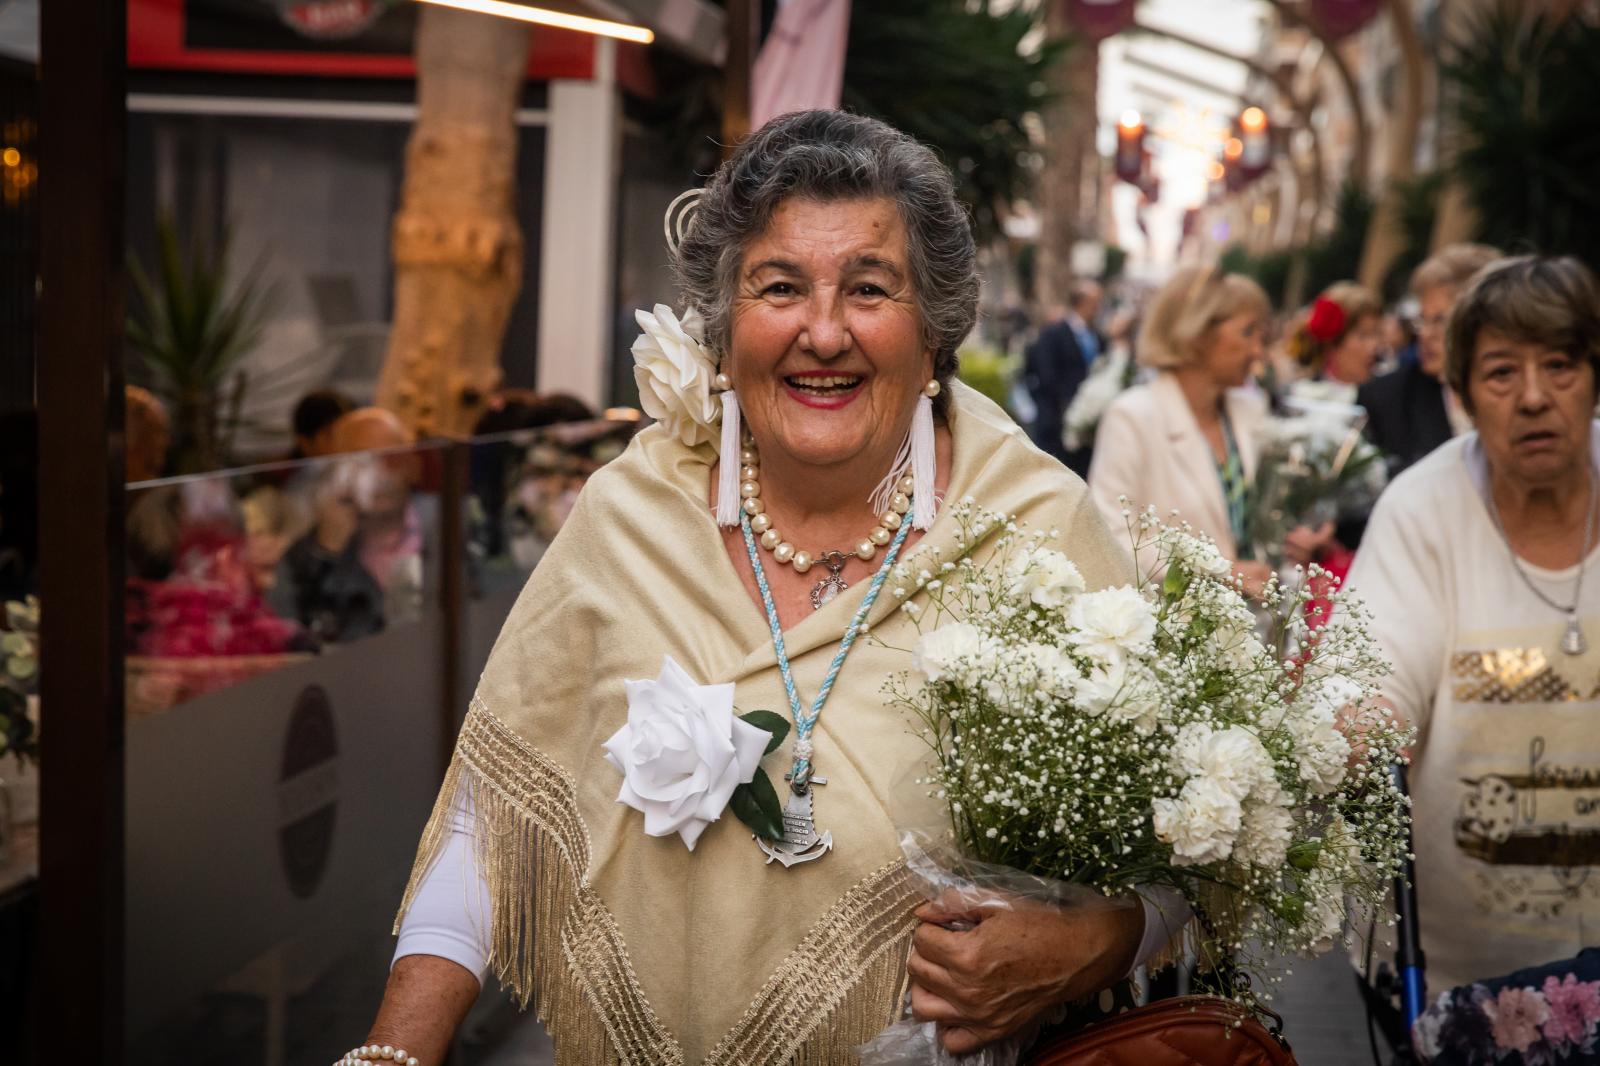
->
[462,416,640,690]
[125,444,448,715]
[124,443,453,1065]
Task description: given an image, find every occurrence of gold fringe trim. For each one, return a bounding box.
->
[396,699,684,1066]
[703,861,919,1066]
[397,699,925,1065]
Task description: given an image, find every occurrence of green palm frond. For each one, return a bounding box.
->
[842,0,1068,241]
[126,216,278,472]
[1442,6,1600,265]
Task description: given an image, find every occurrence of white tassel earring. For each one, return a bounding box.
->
[714,373,744,528]
[870,378,941,531]
[909,380,939,530]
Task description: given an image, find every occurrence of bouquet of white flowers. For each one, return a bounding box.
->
[1248,397,1386,565]
[858,500,1411,1063]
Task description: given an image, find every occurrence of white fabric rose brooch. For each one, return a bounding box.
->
[602,656,792,850]
[631,305,719,448]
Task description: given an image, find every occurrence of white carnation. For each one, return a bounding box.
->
[1067,586,1157,659]
[1102,667,1164,734]
[1234,795,1295,868]
[1021,642,1082,699]
[1152,776,1243,866]
[1006,547,1086,609]
[1069,648,1129,715]
[913,623,987,684]
[631,304,719,448]
[1171,724,1276,801]
[1283,692,1353,796]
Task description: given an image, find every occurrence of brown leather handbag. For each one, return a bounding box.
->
[1024,995,1298,1066]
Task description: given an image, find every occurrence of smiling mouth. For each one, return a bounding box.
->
[784,374,864,397]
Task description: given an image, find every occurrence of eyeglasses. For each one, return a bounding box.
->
[1417,314,1450,336]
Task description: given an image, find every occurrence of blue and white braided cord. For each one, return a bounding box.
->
[739,509,914,789]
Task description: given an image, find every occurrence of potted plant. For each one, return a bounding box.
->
[127,217,276,473]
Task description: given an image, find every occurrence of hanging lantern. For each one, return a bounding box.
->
[1113,110,1145,185]
[1238,106,1272,178]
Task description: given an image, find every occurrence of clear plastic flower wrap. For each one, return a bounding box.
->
[855,828,1141,1066]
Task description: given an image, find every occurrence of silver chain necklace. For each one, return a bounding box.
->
[1485,463,1598,656]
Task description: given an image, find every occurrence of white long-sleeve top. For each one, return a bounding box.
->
[393,794,1190,984]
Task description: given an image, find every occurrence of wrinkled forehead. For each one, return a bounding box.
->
[739,196,909,276]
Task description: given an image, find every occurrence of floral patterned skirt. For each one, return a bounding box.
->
[1412,948,1600,1064]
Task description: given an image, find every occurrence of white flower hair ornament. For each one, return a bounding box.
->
[631,304,719,449]
[629,302,749,526]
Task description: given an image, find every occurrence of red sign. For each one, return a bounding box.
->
[277,0,387,39]
[125,0,653,91]
[1309,0,1383,41]
[1061,0,1136,42]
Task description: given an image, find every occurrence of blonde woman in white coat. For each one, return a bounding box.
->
[1088,264,1275,595]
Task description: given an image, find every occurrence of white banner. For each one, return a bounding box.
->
[751,0,852,129]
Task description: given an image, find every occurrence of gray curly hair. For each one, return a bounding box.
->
[671,110,979,415]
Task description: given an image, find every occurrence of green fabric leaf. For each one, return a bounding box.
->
[738,710,790,755]
[730,767,785,842]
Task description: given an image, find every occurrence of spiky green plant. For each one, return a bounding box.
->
[1304,181,1375,298]
[1443,6,1600,267]
[1381,171,1443,303]
[127,218,275,473]
[841,0,1067,241]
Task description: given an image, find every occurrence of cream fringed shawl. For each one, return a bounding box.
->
[396,384,1133,1065]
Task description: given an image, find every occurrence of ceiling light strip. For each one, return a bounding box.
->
[414,0,655,44]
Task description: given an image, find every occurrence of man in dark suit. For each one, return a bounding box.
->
[1358,244,1500,477]
[1023,279,1104,475]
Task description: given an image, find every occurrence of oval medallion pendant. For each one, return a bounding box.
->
[809,551,850,610]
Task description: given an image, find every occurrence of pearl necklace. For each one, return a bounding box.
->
[734,441,914,609]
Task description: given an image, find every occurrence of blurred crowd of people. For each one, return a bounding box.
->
[1011,248,1600,1042]
[118,381,635,708]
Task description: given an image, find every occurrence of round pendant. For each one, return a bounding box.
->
[809,552,850,611]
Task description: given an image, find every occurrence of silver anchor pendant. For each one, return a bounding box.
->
[755,775,833,867]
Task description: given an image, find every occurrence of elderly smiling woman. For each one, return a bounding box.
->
[347,112,1158,1066]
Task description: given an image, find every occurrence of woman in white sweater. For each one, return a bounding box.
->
[1088,264,1274,594]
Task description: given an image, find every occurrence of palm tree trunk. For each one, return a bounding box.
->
[1036,5,1097,314]
[377,7,529,438]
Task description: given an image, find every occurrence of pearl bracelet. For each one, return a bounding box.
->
[334,1044,419,1066]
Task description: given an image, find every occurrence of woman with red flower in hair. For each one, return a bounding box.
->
[1288,281,1385,397]
[1278,282,1386,602]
